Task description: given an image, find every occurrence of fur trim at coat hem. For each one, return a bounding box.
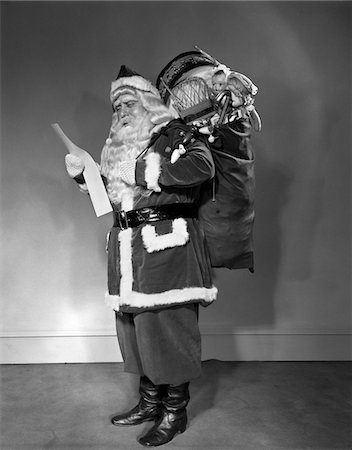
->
[105,285,218,312]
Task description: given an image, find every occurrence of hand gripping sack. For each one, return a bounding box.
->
[198,123,255,271]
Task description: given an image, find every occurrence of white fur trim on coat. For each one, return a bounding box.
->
[141,218,189,253]
[105,213,217,312]
[145,152,161,192]
[119,228,134,300]
[105,285,217,312]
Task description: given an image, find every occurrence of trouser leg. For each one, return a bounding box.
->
[115,304,201,385]
[115,311,144,376]
[134,303,201,385]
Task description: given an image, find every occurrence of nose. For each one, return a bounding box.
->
[117,104,129,118]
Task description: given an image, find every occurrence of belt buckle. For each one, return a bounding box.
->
[147,210,160,222]
[118,210,129,230]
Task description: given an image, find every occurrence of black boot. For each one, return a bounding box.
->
[111,376,164,426]
[138,382,190,447]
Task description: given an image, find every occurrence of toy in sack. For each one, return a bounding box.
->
[156,47,261,271]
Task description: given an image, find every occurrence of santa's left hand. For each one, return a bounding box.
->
[119,161,136,185]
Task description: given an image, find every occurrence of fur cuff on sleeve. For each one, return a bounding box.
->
[145,152,161,192]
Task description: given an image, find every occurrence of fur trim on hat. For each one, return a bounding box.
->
[111,76,160,103]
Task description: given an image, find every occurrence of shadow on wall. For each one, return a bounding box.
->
[208,47,334,335]
[250,142,293,318]
[206,138,293,335]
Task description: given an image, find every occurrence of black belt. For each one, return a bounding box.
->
[113,203,197,229]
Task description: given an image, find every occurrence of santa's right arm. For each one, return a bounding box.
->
[64,154,89,193]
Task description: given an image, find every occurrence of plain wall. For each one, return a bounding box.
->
[1,1,351,362]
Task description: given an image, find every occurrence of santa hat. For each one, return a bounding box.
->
[110,65,160,103]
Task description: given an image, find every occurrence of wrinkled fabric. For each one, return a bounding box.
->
[115,303,201,385]
[198,123,255,270]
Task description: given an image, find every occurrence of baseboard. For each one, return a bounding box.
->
[0,327,351,363]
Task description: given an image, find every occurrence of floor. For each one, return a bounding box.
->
[0,361,351,450]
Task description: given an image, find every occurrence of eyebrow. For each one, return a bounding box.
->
[114,96,138,105]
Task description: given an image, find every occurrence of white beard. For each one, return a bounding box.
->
[100,113,153,207]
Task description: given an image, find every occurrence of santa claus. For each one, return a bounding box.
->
[65,65,217,447]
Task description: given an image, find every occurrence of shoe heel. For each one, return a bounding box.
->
[178,417,187,434]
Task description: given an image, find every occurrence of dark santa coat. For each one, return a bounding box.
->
[105,119,217,313]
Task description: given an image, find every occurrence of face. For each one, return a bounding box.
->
[113,94,146,128]
[230,91,244,107]
[212,73,226,94]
